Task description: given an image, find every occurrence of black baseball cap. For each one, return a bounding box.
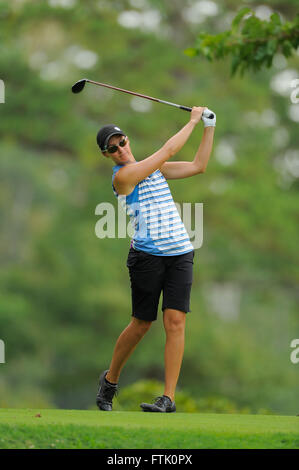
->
[96,124,126,151]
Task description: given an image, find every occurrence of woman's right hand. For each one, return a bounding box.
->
[190,106,207,124]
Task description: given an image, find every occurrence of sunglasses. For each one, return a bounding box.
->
[104,137,128,154]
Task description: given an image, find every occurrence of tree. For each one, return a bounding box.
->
[185,7,299,75]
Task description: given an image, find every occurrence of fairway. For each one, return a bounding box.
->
[0,409,298,449]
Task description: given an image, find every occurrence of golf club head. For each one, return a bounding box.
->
[71,79,87,94]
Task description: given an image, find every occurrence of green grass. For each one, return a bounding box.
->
[0,409,298,449]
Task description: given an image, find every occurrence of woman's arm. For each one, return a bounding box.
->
[159,126,215,179]
[114,107,205,188]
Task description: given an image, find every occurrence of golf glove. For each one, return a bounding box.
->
[202,108,216,127]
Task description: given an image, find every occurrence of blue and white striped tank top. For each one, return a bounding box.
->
[112,164,194,256]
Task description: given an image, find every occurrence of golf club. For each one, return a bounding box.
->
[71,78,214,119]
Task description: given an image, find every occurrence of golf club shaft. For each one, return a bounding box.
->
[85,79,212,117]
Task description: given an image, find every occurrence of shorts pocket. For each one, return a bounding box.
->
[126,249,159,272]
[126,251,140,268]
[184,250,194,264]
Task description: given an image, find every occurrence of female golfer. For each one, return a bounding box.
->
[96,106,215,412]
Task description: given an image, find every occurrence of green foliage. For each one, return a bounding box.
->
[113,380,199,413]
[185,8,299,75]
[0,381,54,409]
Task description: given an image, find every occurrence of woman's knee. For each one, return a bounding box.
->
[163,309,186,333]
[131,317,152,334]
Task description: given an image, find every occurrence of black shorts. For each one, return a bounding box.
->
[126,247,195,322]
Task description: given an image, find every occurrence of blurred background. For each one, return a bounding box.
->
[0,0,298,415]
